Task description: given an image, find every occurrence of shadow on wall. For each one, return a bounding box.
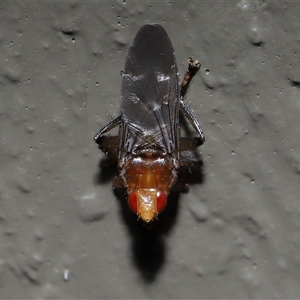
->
[95,155,205,282]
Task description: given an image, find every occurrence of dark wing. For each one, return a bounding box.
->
[120,24,180,156]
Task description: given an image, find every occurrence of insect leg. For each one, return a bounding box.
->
[180,137,203,151]
[112,176,125,188]
[94,115,121,154]
[180,157,203,168]
[178,157,204,193]
[180,58,201,98]
[94,115,121,142]
[179,58,205,147]
[96,136,119,154]
[180,100,205,146]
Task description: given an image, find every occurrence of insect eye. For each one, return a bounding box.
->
[156,191,167,213]
[128,192,138,214]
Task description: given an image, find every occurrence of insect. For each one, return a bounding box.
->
[94,24,205,223]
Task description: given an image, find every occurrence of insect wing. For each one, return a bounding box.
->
[120,24,180,156]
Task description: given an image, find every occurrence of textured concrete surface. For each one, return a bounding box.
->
[1,1,300,299]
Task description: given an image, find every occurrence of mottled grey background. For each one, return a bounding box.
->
[1,1,300,299]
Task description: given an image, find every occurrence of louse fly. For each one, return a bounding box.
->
[94,24,205,223]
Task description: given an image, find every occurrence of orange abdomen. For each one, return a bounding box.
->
[123,155,175,193]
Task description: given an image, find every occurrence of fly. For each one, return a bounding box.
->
[94,24,205,223]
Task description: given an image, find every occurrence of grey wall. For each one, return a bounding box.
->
[1,1,300,298]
